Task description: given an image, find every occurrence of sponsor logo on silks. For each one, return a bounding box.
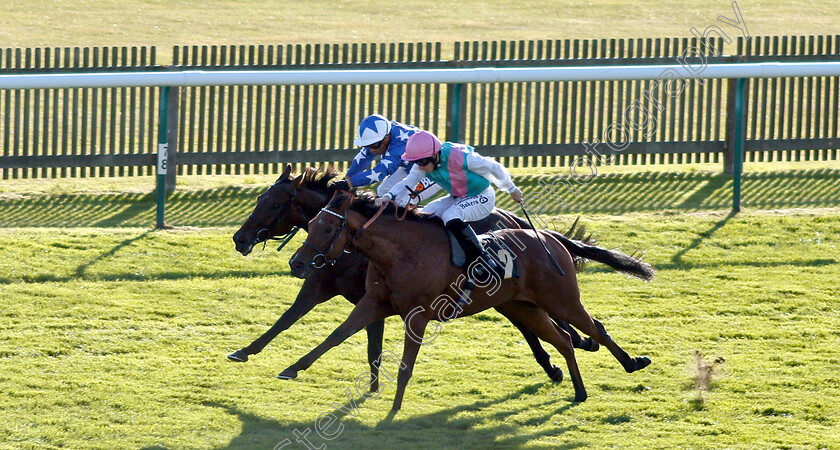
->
[457,195,488,210]
[414,178,436,193]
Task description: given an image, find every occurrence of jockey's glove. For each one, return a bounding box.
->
[330,179,351,192]
[374,193,393,207]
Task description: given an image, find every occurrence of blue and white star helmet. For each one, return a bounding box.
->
[353,114,392,147]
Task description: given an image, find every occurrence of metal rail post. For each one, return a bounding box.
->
[732,78,746,213]
[156,86,170,228]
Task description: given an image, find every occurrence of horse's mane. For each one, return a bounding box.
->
[295,166,341,193]
[327,190,439,224]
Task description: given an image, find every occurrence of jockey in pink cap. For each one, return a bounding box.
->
[331,114,440,204]
[377,130,523,280]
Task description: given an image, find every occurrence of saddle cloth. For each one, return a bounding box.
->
[446,230,520,280]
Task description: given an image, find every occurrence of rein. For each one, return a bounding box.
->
[251,190,311,252]
[303,200,388,268]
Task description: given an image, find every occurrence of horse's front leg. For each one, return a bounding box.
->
[228,268,339,362]
[364,319,385,393]
[278,295,392,380]
[391,311,428,413]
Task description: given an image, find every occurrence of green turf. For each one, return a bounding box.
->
[1,169,839,449]
[3,0,839,64]
[2,168,839,228]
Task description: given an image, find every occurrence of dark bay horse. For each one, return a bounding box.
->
[288,191,653,411]
[229,165,612,389]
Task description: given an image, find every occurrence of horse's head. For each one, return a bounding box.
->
[288,191,355,279]
[233,164,308,256]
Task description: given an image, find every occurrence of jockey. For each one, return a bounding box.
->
[376,130,523,280]
[331,114,439,204]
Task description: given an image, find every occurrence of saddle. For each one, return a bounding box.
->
[445,229,520,280]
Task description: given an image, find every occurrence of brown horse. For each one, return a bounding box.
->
[287,191,653,411]
[229,166,604,390]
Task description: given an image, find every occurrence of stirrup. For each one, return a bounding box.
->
[472,254,499,278]
[455,278,476,310]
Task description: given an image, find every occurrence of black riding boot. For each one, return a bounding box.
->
[445,219,500,310]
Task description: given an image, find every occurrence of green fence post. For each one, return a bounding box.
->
[447,83,466,143]
[156,86,170,228]
[732,77,746,213]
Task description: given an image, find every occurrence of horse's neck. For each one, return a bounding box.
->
[296,186,330,230]
[350,212,445,267]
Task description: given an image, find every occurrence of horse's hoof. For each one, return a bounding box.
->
[370,382,380,394]
[581,339,600,352]
[548,366,564,382]
[572,393,588,403]
[625,356,652,373]
[634,356,652,371]
[227,350,249,362]
[277,369,298,380]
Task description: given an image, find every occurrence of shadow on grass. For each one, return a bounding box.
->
[671,211,737,266]
[2,170,839,228]
[499,169,840,215]
[73,230,154,278]
[189,385,586,450]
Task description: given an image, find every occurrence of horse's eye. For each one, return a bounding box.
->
[324,227,333,234]
[273,203,282,209]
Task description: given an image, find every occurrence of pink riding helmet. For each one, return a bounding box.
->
[402,130,442,161]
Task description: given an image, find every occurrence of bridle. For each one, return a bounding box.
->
[301,208,348,269]
[249,187,311,252]
[301,200,388,269]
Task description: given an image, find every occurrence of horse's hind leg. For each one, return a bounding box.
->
[591,318,651,373]
[496,309,562,381]
[553,319,599,352]
[495,302,588,402]
[552,304,651,374]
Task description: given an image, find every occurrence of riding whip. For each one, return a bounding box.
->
[517,199,565,277]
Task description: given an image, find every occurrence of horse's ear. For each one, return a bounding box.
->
[327,190,354,212]
[292,172,304,188]
[277,164,292,183]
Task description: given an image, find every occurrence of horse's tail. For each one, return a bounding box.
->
[548,228,656,281]
[502,211,656,281]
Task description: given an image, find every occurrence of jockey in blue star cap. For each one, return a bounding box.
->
[331,114,440,203]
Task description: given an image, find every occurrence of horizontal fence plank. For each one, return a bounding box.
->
[1,36,838,180]
[744,138,840,152]
[176,149,359,165]
[0,153,154,168]
[475,141,724,159]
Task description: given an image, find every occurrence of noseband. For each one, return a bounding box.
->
[301,201,389,269]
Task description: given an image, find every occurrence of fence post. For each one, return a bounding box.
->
[165,86,179,193]
[724,56,747,175]
[731,77,746,212]
[156,86,170,228]
[446,83,466,143]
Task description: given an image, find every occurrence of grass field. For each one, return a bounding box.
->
[2,0,840,448]
[1,166,839,449]
[2,0,840,63]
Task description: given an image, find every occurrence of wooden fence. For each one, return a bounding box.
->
[0,46,159,179]
[1,35,838,180]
